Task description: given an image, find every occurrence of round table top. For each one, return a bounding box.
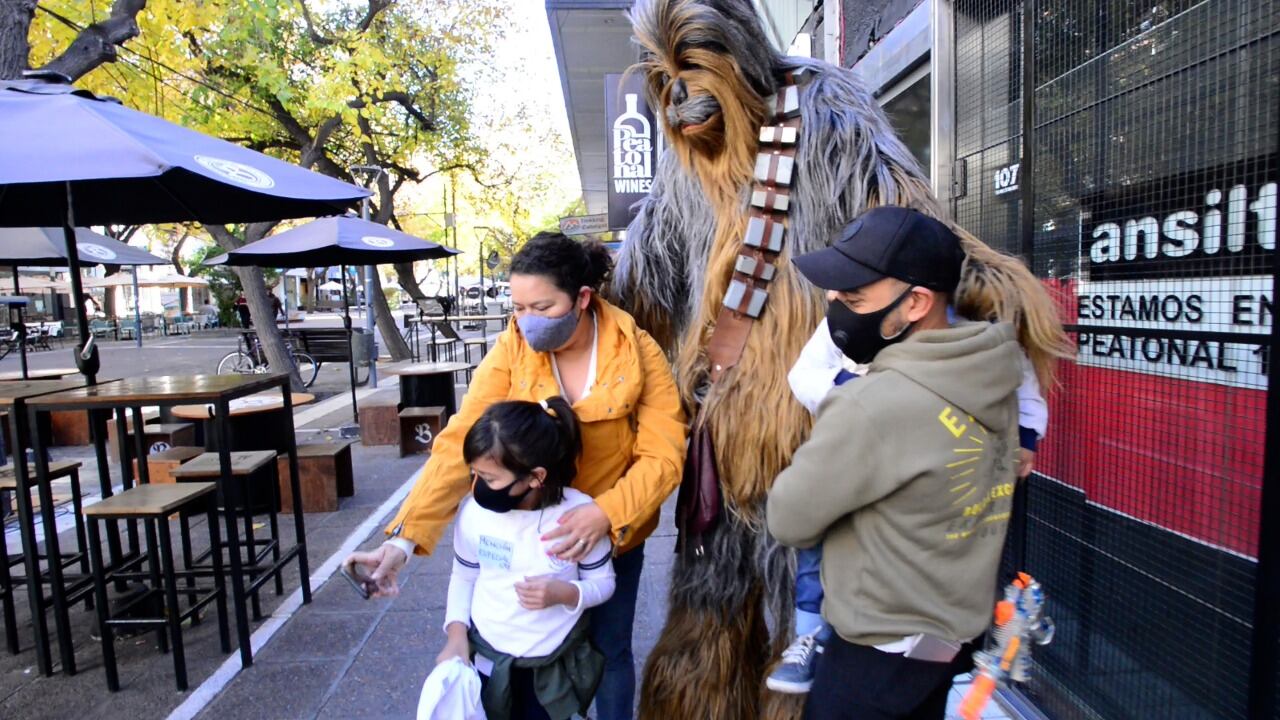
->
[382,361,471,376]
[170,392,315,419]
[0,368,80,381]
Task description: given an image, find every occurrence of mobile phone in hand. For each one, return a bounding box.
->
[340,563,375,600]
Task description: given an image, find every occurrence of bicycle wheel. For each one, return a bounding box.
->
[217,351,257,376]
[291,352,319,388]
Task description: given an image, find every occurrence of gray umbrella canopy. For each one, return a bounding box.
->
[0,78,370,227]
[0,74,370,383]
[206,215,460,267]
[0,227,167,266]
[206,215,460,422]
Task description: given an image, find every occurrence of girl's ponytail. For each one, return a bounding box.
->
[541,396,583,487]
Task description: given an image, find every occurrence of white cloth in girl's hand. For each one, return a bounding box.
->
[417,657,485,720]
[444,488,616,658]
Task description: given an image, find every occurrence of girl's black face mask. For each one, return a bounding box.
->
[825,287,915,365]
[472,474,532,513]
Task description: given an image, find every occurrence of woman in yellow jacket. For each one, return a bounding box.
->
[346,232,686,719]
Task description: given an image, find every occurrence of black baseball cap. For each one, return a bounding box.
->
[792,206,964,293]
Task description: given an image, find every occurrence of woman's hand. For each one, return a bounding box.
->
[515,575,579,610]
[344,543,407,599]
[541,501,611,561]
[436,622,471,666]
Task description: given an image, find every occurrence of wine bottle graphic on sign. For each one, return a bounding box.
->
[613,93,652,185]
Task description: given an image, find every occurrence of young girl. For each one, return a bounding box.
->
[435,397,616,720]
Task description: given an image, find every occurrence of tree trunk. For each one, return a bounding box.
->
[0,0,38,81]
[234,266,303,390]
[394,262,428,303]
[205,223,302,390]
[369,269,410,360]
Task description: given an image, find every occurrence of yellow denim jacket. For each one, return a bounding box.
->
[385,297,686,555]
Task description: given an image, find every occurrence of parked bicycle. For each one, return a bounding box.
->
[216,330,318,388]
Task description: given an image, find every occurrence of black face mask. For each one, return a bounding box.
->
[826,287,915,365]
[472,474,532,513]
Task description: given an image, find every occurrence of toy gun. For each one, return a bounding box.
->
[958,572,1054,720]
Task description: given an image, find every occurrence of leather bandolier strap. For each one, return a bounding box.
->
[705,75,803,384]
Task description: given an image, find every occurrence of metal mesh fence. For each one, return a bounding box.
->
[952,0,1278,717]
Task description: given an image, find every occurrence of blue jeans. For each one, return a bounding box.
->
[795,544,832,641]
[589,542,644,720]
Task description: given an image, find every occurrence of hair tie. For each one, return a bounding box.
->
[539,398,555,416]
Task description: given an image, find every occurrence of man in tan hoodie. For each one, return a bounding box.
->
[768,206,1024,720]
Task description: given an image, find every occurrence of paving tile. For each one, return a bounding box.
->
[197,659,347,720]
[253,607,380,664]
[314,648,426,719]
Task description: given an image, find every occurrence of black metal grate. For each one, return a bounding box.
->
[953,0,1278,717]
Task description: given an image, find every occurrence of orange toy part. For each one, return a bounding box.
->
[959,674,997,720]
[994,599,1015,625]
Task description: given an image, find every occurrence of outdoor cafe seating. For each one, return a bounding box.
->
[0,373,314,690]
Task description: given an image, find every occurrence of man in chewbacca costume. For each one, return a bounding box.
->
[608,1,1069,718]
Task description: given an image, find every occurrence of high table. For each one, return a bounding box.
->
[171,392,316,452]
[28,374,312,671]
[382,361,470,418]
[0,378,113,676]
[0,367,79,381]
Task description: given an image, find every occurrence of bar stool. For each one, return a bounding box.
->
[170,451,284,621]
[462,337,488,382]
[0,460,89,656]
[83,482,229,691]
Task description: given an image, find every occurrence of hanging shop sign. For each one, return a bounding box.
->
[1073,162,1276,390]
[559,214,610,236]
[605,73,662,230]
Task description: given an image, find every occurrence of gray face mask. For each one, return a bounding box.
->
[517,306,582,352]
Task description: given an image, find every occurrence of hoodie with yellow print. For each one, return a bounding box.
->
[768,321,1022,647]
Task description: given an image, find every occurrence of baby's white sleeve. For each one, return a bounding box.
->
[788,319,845,416]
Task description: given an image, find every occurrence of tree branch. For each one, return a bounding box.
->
[296,0,336,46]
[357,0,393,32]
[39,0,148,82]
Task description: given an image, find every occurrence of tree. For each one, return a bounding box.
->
[15,0,511,385]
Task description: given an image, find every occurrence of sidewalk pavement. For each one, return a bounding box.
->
[0,319,1011,720]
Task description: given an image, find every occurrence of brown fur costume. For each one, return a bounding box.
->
[610,2,1070,718]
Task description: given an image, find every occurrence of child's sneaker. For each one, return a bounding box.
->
[765,630,823,693]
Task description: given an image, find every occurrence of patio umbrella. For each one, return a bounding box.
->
[207,214,460,420]
[0,74,369,382]
[0,227,167,375]
[0,226,169,266]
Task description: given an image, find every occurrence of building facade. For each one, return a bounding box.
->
[550,2,1279,717]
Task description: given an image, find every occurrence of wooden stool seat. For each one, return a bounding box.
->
[359,389,401,446]
[0,460,82,488]
[108,420,196,461]
[133,447,204,486]
[170,451,277,479]
[399,406,445,457]
[277,441,355,513]
[82,481,228,692]
[83,482,217,518]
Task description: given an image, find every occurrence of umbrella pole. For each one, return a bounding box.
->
[131,270,142,349]
[60,186,95,384]
[342,264,359,423]
[13,267,28,380]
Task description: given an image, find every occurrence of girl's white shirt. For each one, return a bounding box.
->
[444,488,616,658]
